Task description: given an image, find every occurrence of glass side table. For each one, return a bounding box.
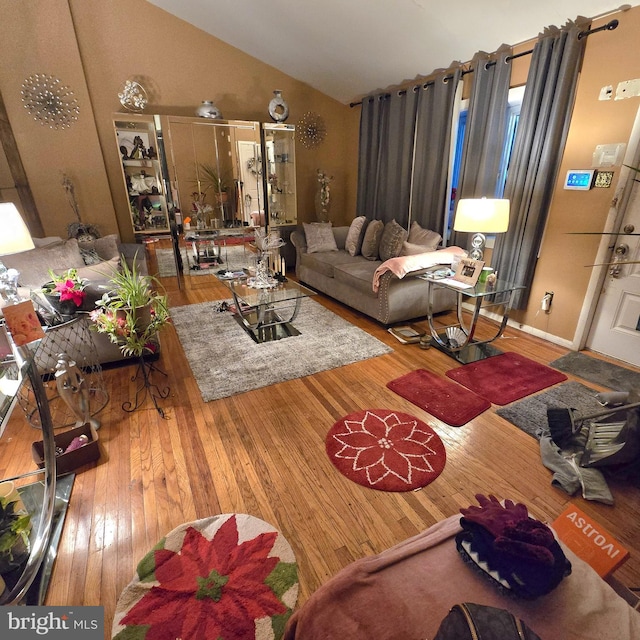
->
[419,274,526,363]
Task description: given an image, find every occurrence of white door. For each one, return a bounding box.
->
[587,160,640,367]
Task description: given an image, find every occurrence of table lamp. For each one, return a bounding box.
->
[0,203,35,302]
[453,197,509,261]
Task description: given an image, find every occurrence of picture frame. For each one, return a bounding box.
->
[452,257,485,286]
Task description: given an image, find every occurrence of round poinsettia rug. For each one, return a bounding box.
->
[326,409,446,492]
[112,514,299,640]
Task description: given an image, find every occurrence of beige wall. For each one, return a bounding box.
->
[2,2,640,345]
[0,0,358,242]
[513,8,640,341]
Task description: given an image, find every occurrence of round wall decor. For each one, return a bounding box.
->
[297,111,326,149]
[21,74,79,129]
[118,80,148,113]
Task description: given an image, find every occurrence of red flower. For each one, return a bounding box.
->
[333,410,441,486]
[120,516,287,639]
[54,278,86,305]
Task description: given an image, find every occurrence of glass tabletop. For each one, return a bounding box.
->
[418,273,525,298]
[218,275,316,307]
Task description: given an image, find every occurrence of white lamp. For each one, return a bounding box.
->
[0,203,35,302]
[454,197,509,261]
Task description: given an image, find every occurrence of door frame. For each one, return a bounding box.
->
[573,103,640,352]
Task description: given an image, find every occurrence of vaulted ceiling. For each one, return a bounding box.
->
[147,1,633,104]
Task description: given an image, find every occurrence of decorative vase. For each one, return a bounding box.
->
[315,191,330,222]
[195,100,222,119]
[268,90,289,123]
[44,292,80,318]
[116,305,153,334]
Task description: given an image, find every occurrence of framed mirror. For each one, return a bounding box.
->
[160,116,264,231]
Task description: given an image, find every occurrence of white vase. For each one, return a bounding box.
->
[268,90,289,123]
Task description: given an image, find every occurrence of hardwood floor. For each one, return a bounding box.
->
[2,244,640,629]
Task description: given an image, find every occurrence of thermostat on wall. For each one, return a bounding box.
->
[564,170,595,190]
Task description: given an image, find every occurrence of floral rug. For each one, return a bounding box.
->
[325,409,446,492]
[112,514,299,640]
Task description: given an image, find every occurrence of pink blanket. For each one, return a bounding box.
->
[284,514,640,640]
[372,247,467,292]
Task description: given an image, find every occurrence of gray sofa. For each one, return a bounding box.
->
[291,226,460,325]
[2,234,150,367]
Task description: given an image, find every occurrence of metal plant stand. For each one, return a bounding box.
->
[17,316,108,429]
[122,356,169,418]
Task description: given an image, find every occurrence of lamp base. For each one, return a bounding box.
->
[469,232,486,261]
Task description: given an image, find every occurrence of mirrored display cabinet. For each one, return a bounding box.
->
[112,115,298,269]
[159,116,266,230]
[263,123,297,228]
[113,114,173,235]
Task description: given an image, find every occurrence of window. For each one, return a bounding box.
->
[446,86,524,241]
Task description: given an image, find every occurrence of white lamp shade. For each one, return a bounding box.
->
[0,203,35,255]
[454,198,510,233]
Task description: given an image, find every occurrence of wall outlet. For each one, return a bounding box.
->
[542,291,554,313]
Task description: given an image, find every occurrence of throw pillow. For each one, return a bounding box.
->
[74,256,121,283]
[379,220,408,262]
[407,221,442,251]
[345,216,367,256]
[80,248,103,265]
[77,233,121,261]
[303,222,338,253]
[400,241,439,256]
[361,220,384,260]
[32,236,63,248]
[2,238,84,290]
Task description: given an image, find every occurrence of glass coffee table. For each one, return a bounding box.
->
[217,273,316,343]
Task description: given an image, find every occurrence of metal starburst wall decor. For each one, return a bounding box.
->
[21,74,79,130]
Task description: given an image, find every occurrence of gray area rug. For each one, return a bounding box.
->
[496,381,602,440]
[170,298,393,402]
[156,246,250,277]
[550,352,640,398]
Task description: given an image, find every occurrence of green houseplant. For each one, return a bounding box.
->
[89,254,170,357]
[198,163,230,199]
[0,494,31,573]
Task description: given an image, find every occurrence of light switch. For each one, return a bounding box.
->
[592,143,626,168]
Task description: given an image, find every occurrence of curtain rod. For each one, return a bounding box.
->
[349,18,619,108]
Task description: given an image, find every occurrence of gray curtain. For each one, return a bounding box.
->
[451,46,513,248]
[492,18,590,308]
[356,90,418,225]
[410,67,462,236]
[357,66,461,231]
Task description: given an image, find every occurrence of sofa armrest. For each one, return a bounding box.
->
[291,229,307,253]
[118,243,148,276]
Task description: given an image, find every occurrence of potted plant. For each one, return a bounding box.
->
[0,494,31,574]
[198,163,230,201]
[89,254,170,358]
[40,268,88,316]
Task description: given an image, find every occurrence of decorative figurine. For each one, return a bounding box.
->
[55,353,100,430]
